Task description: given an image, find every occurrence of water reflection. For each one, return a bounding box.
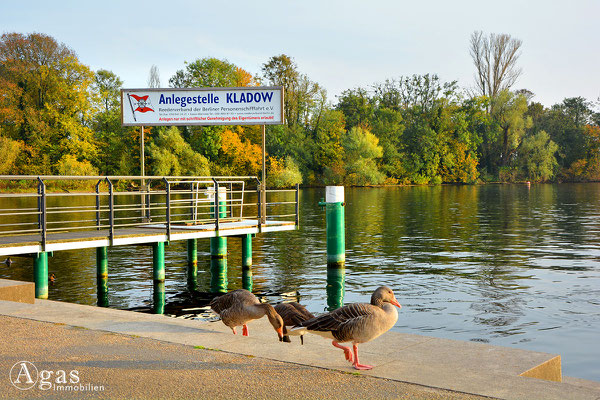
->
[210,258,228,293]
[242,267,252,292]
[153,281,165,314]
[326,267,345,311]
[1,184,600,380]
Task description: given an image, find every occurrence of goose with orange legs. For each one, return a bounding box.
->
[210,289,284,340]
[291,286,401,370]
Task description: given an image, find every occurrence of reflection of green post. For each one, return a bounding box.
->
[96,246,109,307]
[242,234,252,291]
[33,252,48,299]
[187,239,198,290]
[320,186,345,310]
[153,281,165,314]
[327,267,345,311]
[210,258,228,293]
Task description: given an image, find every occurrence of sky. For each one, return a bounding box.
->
[1,0,599,108]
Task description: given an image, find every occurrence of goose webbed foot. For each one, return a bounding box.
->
[332,340,353,362]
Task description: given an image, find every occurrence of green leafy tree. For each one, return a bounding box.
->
[0,32,96,174]
[515,130,558,182]
[262,54,326,128]
[169,57,257,88]
[267,156,302,188]
[336,88,374,129]
[89,69,131,174]
[490,90,531,168]
[341,127,385,185]
[148,127,210,176]
[312,109,345,181]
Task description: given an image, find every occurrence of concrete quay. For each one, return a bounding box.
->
[0,291,599,399]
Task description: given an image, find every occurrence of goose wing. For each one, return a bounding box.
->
[275,302,314,326]
[210,289,257,314]
[300,302,377,341]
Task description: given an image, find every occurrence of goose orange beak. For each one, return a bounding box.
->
[391,297,402,308]
[276,327,284,340]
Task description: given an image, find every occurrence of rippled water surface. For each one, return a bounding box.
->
[1,184,599,381]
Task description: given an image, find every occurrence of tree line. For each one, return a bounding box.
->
[1,32,598,187]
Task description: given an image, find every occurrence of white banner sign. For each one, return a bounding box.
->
[121,86,284,126]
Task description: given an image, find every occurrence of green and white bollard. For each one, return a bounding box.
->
[96,246,109,307]
[33,252,48,299]
[320,186,345,310]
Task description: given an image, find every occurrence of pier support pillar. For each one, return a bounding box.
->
[321,186,345,310]
[152,242,165,282]
[241,234,253,291]
[33,252,48,299]
[96,246,109,307]
[210,236,227,293]
[187,239,198,290]
[152,242,165,314]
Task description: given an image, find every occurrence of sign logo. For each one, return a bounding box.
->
[129,94,154,113]
[126,93,154,122]
[10,361,38,390]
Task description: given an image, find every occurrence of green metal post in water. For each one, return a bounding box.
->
[33,252,48,299]
[96,246,109,307]
[153,242,165,282]
[152,242,165,314]
[241,234,253,291]
[187,239,198,290]
[210,185,227,292]
[319,186,345,309]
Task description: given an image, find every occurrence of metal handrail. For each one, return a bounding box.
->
[0,175,300,245]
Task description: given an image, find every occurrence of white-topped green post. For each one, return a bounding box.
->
[323,186,345,267]
[319,186,345,310]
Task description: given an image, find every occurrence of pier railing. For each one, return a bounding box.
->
[0,175,299,248]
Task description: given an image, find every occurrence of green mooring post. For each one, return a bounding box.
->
[320,186,345,309]
[33,252,48,299]
[96,246,109,307]
[187,239,198,290]
[153,242,165,282]
[242,234,253,291]
[152,242,165,314]
[209,185,227,292]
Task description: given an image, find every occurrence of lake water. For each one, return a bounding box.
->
[1,184,599,381]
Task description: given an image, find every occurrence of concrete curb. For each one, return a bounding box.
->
[0,299,599,400]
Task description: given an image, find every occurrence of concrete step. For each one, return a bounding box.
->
[0,298,598,400]
[0,279,34,304]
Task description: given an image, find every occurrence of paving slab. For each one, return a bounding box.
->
[0,298,599,400]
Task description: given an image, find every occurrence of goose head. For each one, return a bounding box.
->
[371,286,401,308]
[265,306,285,340]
